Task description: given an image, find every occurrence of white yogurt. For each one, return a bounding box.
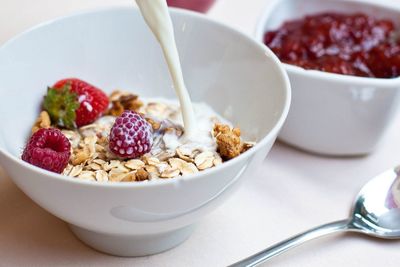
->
[135,0,197,139]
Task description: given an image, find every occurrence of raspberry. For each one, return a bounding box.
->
[109,111,153,159]
[22,128,71,173]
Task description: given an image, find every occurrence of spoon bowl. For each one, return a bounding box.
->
[351,166,400,239]
[231,166,400,266]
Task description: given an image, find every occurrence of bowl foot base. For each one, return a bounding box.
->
[69,224,195,257]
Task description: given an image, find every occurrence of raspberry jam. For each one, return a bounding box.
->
[166,0,215,13]
[264,13,400,78]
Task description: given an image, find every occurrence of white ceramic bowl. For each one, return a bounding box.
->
[0,7,290,256]
[255,0,400,156]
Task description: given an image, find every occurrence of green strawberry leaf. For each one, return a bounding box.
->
[43,83,79,129]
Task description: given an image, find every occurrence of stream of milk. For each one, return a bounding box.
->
[135,0,197,140]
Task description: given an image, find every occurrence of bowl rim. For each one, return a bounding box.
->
[254,0,400,86]
[0,6,291,188]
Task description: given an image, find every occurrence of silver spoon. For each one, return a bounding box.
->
[230,166,400,267]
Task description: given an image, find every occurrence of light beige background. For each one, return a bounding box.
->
[1,0,400,266]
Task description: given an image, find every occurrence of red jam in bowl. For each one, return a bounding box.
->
[167,0,215,13]
[264,13,400,78]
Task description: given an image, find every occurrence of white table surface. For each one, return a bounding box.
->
[1,0,400,266]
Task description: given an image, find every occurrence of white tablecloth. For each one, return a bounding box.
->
[1,0,400,266]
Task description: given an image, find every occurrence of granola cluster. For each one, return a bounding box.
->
[106,90,143,116]
[31,91,255,182]
[213,124,243,159]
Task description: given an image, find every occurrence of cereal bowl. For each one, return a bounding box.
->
[255,0,400,156]
[0,7,290,256]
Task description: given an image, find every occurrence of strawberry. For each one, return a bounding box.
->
[43,78,109,128]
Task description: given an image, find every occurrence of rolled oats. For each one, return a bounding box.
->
[213,153,223,166]
[194,151,214,170]
[125,159,145,170]
[169,158,198,175]
[181,163,199,175]
[71,147,90,165]
[93,159,106,165]
[96,152,107,161]
[168,158,185,169]
[79,124,98,137]
[156,162,170,173]
[136,168,150,181]
[145,165,160,178]
[62,130,81,148]
[146,157,160,166]
[32,111,51,134]
[78,171,96,181]
[103,160,120,171]
[105,150,119,160]
[95,170,109,182]
[154,150,176,161]
[121,172,136,182]
[62,164,73,176]
[84,136,98,156]
[160,166,180,178]
[176,147,193,162]
[87,162,102,171]
[114,164,130,173]
[109,167,129,182]
[95,144,106,152]
[69,165,83,177]
[190,149,202,160]
[55,91,255,183]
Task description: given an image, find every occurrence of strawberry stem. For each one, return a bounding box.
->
[43,83,79,129]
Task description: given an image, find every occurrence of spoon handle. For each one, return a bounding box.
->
[229,219,351,267]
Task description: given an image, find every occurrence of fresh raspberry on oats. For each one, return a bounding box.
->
[109,110,153,159]
[21,128,71,173]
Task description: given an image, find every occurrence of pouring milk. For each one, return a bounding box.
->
[135,0,197,140]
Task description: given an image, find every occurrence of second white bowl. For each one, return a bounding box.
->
[256,0,400,156]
